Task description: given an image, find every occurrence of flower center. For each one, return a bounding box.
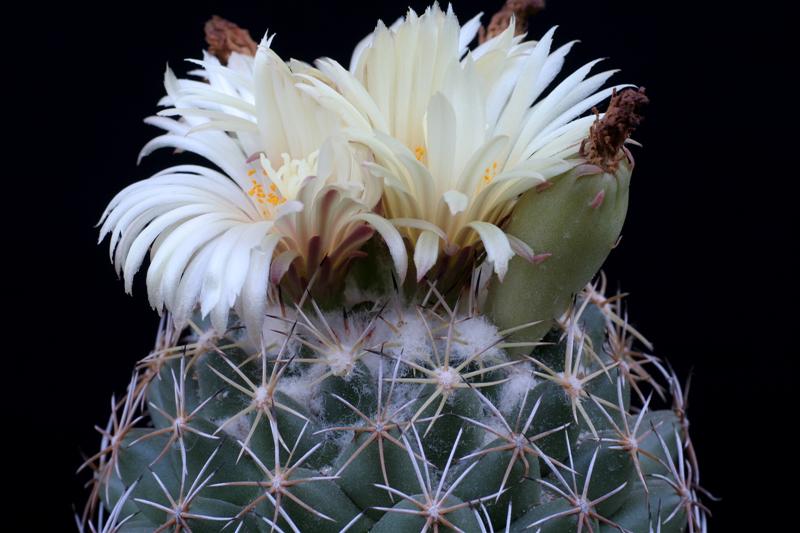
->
[247,151,319,218]
[248,175,285,207]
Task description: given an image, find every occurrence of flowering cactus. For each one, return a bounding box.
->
[79,3,709,532]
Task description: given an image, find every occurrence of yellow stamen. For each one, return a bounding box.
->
[482,161,499,184]
[415,146,426,162]
[248,179,266,198]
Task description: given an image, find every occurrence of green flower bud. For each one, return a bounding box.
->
[486,159,632,353]
[486,87,647,355]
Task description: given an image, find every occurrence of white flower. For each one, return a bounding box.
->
[301,4,631,281]
[98,35,405,339]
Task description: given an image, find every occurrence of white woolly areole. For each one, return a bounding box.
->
[276,364,326,410]
[327,346,358,377]
[435,367,460,390]
[383,309,433,363]
[498,363,537,415]
[558,372,585,399]
[217,412,251,442]
[314,309,387,377]
[451,315,504,362]
[254,386,270,408]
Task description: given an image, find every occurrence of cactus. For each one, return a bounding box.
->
[77,282,709,532]
[78,4,712,532]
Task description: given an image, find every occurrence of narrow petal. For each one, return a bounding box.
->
[425,93,458,189]
[414,230,441,282]
[355,213,408,284]
[506,233,536,264]
[241,234,282,342]
[442,190,469,215]
[467,222,514,281]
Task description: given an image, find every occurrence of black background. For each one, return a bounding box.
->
[12,0,789,530]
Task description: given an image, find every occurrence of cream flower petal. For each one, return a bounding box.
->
[147,215,239,312]
[414,230,441,282]
[354,213,408,284]
[506,233,537,264]
[425,93,457,190]
[301,4,628,281]
[467,221,514,281]
[390,218,449,241]
[442,190,469,215]
[172,238,216,327]
[200,220,273,317]
[240,234,282,342]
[100,33,401,343]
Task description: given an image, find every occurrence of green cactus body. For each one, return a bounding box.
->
[80,287,705,533]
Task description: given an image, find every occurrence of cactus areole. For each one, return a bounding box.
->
[80,4,710,533]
